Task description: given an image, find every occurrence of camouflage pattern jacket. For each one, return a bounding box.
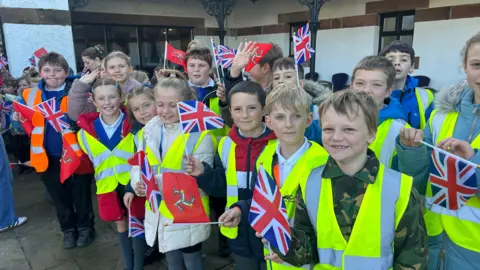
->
[277,150,428,269]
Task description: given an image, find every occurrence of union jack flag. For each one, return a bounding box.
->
[177,100,224,133]
[34,98,71,133]
[1,102,13,115]
[248,164,291,256]
[429,149,478,210]
[210,38,221,66]
[28,56,36,67]
[293,23,315,65]
[128,211,145,238]
[128,150,162,214]
[0,55,8,69]
[217,45,237,69]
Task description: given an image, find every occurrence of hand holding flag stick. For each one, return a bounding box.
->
[419,140,479,168]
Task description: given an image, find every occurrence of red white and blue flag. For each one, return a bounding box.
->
[28,56,36,67]
[177,100,224,133]
[1,102,13,115]
[0,56,8,69]
[248,164,291,256]
[35,98,71,133]
[293,23,315,65]
[217,45,237,69]
[128,150,162,214]
[429,149,478,210]
[128,209,145,238]
[210,38,221,66]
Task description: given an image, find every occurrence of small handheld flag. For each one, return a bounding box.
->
[293,23,315,65]
[28,56,36,67]
[165,42,186,69]
[217,45,237,69]
[128,208,145,238]
[248,164,291,256]
[11,101,36,136]
[177,100,224,134]
[245,43,273,72]
[35,98,71,133]
[0,55,8,69]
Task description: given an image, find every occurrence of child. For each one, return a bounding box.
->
[226,41,283,92]
[350,55,409,170]
[397,32,480,270]
[1,75,18,95]
[81,44,106,74]
[184,81,277,270]
[271,57,332,145]
[132,77,214,270]
[269,90,427,269]
[17,74,31,95]
[131,70,150,85]
[76,78,137,269]
[68,51,142,121]
[219,83,329,270]
[12,52,95,249]
[379,40,434,129]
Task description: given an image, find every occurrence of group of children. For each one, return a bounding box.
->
[1,29,479,270]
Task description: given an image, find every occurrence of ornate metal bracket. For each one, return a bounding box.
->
[297,0,331,19]
[199,0,237,44]
[69,0,90,10]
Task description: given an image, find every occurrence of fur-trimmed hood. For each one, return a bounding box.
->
[302,80,333,106]
[434,80,470,114]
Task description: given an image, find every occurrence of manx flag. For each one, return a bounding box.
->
[60,138,81,183]
[166,42,186,69]
[293,23,315,65]
[248,164,291,256]
[128,150,162,214]
[429,148,478,210]
[177,100,224,133]
[162,172,209,224]
[12,101,36,136]
[245,43,272,72]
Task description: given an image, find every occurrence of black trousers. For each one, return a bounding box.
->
[12,134,30,163]
[41,155,95,232]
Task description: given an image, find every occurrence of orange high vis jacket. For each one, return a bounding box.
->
[22,87,84,173]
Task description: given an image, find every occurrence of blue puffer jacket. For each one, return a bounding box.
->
[391,75,434,129]
[396,81,480,269]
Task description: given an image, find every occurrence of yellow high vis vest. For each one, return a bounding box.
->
[77,129,134,194]
[299,163,412,269]
[217,136,276,239]
[424,110,480,252]
[415,87,434,130]
[256,141,329,270]
[368,119,409,168]
[209,97,230,139]
[145,132,212,220]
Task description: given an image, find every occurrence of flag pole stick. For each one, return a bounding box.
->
[163,39,168,69]
[295,64,301,87]
[210,37,223,84]
[419,140,480,168]
[267,243,274,269]
[0,127,12,135]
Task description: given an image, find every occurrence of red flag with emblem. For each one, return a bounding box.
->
[60,139,80,183]
[165,42,186,69]
[162,172,209,223]
[12,101,36,136]
[245,43,273,72]
[33,48,48,59]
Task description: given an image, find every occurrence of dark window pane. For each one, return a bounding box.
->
[383,17,396,32]
[381,36,397,48]
[106,26,140,69]
[72,25,106,72]
[402,15,415,31]
[139,27,166,74]
[399,35,414,46]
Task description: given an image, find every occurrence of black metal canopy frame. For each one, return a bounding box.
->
[200,0,237,45]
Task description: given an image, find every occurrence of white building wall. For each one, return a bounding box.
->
[429,0,480,8]
[0,0,69,10]
[315,26,380,83]
[412,17,480,89]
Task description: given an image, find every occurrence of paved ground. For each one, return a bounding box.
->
[0,169,235,270]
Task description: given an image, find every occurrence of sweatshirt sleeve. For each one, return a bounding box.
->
[195,152,228,197]
[67,80,97,121]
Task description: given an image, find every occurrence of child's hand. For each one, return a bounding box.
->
[219,207,242,228]
[216,83,227,104]
[11,112,19,122]
[135,181,146,197]
[79,69,99,85]
[184,155,205,177]
[399,127,423,148]
[437,137,475,160]
[123,192,135,208]
[231,41,258,78]
[256,232,285,263]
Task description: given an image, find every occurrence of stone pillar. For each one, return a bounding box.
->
[0,0,76,77]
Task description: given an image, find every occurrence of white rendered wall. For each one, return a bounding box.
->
[412,18,480,89]
[429,0,480,8]
[0,0,69,10]
[225,34,290,57]
[315,26,380,82]
[3,24,76,77]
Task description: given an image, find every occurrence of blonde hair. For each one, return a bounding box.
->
[265,84,312,115]
[319,90,378,135]
[131,70,150,84]
[92,77,123,99]
[126,86,155,124]
[104,51,132,68]
[462,32,480,66]
[154,77,193,100]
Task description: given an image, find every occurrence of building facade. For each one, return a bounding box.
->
[1,0,479,89]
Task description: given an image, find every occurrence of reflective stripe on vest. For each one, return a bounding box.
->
[153,131,211,220]
[78,129,134,194]
[369,119,406,168]
[302,164,412,269]
[415,88,434,130]
[26,87,40,107]
[257,141,329,270]
[424,110,480,252]
[209,97,230,139]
